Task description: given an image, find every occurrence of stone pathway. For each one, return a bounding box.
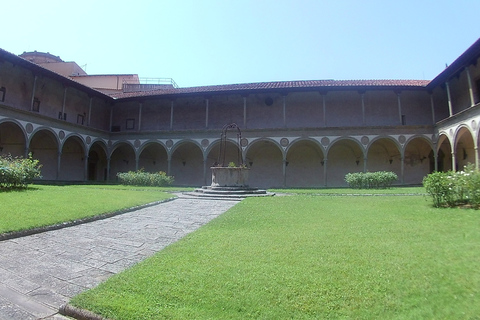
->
[0,195,239,320]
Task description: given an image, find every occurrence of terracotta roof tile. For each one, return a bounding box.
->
[111,79,430,99]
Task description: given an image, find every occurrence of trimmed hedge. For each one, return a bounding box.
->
[117,169,174,187]
[423,164,480,208]
[0,153,42,189]
[345,171,398,189]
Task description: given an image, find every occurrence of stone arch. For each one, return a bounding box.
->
[205,138,242,165]
[0,120,27,157]
[138,141,168,173]
[170,140,204,186]
[326,137,364,187]
[285,138,325,187]
[60,135,86,180]
[29,129,59,180]
[244,138,284,188]
[109,142,136,180]
[437,133,453,172]
[366,137,402,182]
[169,139,203,157]
[403,136,434,184]
[454,126,475,171]
[87,140,108,181]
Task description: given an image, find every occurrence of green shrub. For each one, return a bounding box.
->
[117,169,174,187]
[0,153,42,189]
[423,164,480,208]
[345,171,398,189]
[422,171,456,207]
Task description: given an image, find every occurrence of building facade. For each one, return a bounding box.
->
[1,39,480,188]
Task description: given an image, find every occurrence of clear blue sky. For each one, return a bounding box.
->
[3,0,480,88]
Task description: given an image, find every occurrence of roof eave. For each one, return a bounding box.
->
[427,38,480,90]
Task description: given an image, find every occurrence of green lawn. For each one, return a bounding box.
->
[70,194,480,319]
[270,186,426,195]
[0,185,175,234]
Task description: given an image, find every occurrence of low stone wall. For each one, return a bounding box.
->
[211,167,249,187]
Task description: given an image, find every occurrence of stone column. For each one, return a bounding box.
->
[283,159,287,187]
[360,91,366,126]
[205,98,209,129]
[466,67,475,107]
[167,155,172,176]
[203,159,207,186]
[84,155,89,181]
[451,151,456,172]
[135,153,139,171]
[400,156,404,184]
[323,158,328,187]
[445,81,453,117]
[57,151,62,180]
[138,102,143,131]
[243,96,247,128]
[396,91,402,125]
[433,143,438,172]
[109,105,113,131]
[475,146,479,170]
[87,97,93,126]
[30,75,37,111]
[170,100,174,130]
[430,93,435,124]
[322,93,326,127]
[62,87,67,119]
[106,157,111,181]
[363,156,367,173]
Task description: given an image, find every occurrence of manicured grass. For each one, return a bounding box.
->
[70,194,480,319]
[0,185,174,234]
[270,186,427,195]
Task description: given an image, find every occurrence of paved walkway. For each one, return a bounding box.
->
[0,195,239,320]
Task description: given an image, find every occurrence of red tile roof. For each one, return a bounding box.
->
[111,79,430,100]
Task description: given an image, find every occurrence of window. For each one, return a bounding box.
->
[32,97,40,112]
[126,118,135,130]
[0,87,5,102]
[476,79,480,104]
[77,114,85,125]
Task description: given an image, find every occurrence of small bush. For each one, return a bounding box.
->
[345,171,398,189]
[0,153,42,189]
[423,164,480,208]
[117,169,174,187]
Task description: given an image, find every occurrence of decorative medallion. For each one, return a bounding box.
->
[166,139,173,148]
[431,134,438,143]
[108,140,112,147]
[201,139,209,148]
[398,135,406,144]
[449,129,453,136]
[472,120,477,131]
[26,123,33,134]
[59,130,65,140]
[280,138,289,147]
[321,137,330,146]
[134,139,141,148]
[86,136,91,144]
[240,138,248,147]
[361,136,369,145]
